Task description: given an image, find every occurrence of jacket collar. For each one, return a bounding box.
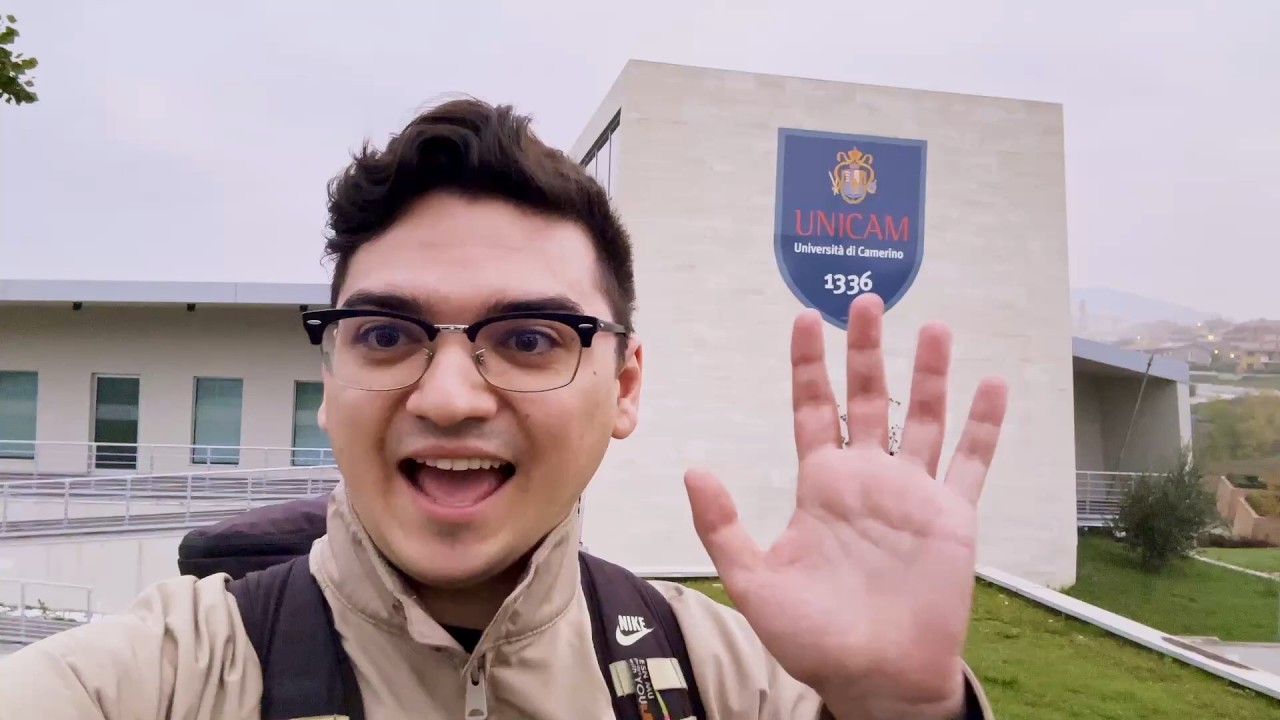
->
[313,483,583,655]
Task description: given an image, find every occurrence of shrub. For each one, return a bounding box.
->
[1227,474,1267,490]
[1194,395,1280,462]
[1112,446,1221,571]
[1196,531,1278,549]
[1245,492,1280,518]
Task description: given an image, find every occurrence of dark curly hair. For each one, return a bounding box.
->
[323,98,635,333]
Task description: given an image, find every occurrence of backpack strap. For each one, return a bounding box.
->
[227,548,700,720]
[580,552,706,720]
[226,555,365,720]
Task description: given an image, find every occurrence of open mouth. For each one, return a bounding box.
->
[397,457,517,510]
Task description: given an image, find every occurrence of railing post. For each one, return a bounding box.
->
[86,587,94,622]
[0,483,7,532]
[63,478,70,527]
[185,474,192,522]
[124,475,132,522]
[17,581,26,643]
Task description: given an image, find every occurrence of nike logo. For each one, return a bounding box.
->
[615,614,654,646]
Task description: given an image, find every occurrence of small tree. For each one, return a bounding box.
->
[0,15,39,106]
[1111,445,1219,571]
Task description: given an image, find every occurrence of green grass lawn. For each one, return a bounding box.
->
[1200,547,1280,575]
[681,576,1280,718]
[1065,533,1279,642]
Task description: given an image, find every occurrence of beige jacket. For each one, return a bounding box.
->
[0,485,993,719]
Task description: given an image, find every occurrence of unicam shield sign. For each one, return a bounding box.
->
[774,128,927,329]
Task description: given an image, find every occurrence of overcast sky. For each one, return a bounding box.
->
[1,0,1276,319]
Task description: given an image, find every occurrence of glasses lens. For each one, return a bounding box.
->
[324,316,431,390]
[475,317,583,391]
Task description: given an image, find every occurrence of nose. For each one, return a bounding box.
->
[402,336,500,426]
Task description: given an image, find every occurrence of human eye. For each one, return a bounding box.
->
[343,319,423,353]
[357,323,406,349]
[500,325,561,354]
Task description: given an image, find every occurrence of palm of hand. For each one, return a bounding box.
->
[684,294,1008,716]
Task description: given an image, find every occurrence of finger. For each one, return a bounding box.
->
[897,322,953,477]
[845,293,890,450]
[791,309,843,460]
[944,377,1010,505]
[684,468,764,584]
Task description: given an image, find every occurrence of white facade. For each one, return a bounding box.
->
[0,280,332,476]
[572,60,1079,587]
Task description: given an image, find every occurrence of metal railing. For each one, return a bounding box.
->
[0,465,340,538]
[0,578,94,645]
[0,440,335,479]
[1076,471,1148,526]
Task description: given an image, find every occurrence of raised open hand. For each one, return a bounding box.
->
[684,293,1008,720]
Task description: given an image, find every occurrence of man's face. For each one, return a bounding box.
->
[317,192,642,589]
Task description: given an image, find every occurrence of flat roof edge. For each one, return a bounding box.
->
[0,279,331,306]
[621,58,1065,109]
[1072,336,1190,383]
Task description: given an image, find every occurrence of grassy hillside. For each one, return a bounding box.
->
[679,571,1279,718]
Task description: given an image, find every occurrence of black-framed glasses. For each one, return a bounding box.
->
[301,308,630,393]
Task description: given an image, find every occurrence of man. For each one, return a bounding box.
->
[0,98,1007,719]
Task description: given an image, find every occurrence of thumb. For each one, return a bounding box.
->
[684,467,763,585]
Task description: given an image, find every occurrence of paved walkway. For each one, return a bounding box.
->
[1179,638,1280,676]
[1193,554,1280,580]
[1178,555,1280,676]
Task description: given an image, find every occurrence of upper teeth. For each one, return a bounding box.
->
[419,458,506,471]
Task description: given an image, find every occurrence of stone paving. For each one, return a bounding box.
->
[1179,556,1280,677]
[1177,637,1280,676]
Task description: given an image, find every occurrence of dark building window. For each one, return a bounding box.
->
[580,110,620,197]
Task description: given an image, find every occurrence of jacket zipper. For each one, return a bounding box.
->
[464,654,489,719]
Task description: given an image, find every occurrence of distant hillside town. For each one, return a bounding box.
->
[1076,303,1280,374]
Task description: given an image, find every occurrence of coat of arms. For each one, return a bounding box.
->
[828,148,877,204]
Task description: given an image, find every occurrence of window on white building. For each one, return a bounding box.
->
[580,110,620,197]
[93,374,140,470]
[191,377,244,465]
[292,381,332,466]
[0,371,37,459]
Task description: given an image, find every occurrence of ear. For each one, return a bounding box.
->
[611,337,643,440]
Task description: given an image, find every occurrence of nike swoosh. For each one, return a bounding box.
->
[615,625,655,647]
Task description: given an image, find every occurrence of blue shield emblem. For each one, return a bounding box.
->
[774,128,927,329]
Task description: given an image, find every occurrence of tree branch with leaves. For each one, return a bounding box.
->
[1,14,38,105]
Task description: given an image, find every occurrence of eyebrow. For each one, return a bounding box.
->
[339,290,586,320]
[481,295,586,317]
[339,290,422,316]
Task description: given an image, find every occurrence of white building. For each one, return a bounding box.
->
[0,279,333,476]
[572,60,1087,586]
[0,61,1192,609]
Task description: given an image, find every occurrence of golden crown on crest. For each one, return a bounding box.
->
[829,147,878,204]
